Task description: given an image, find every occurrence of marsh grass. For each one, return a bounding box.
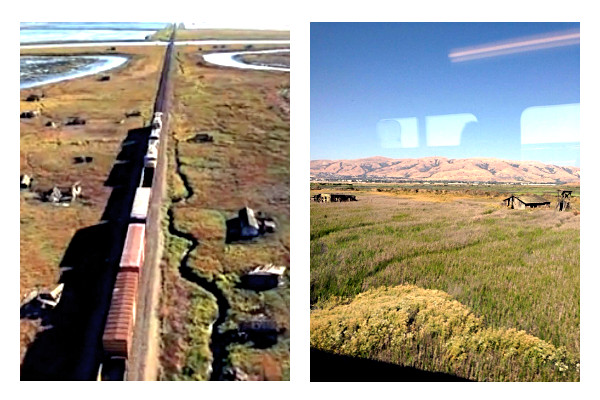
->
[159,45,290,380]
[310,191,579,381]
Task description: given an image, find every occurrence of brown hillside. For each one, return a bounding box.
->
[310,157,580,183]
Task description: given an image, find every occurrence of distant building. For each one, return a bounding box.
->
[312,193,357,202]
[556,190,573,211]
[503,194,550,209]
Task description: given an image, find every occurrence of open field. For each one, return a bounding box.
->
[175,29,289,41]
[20,45,164,364]
[310,188,579,381]
[159,44,290,380]
[149,26,289,42]
[311,181,581,198]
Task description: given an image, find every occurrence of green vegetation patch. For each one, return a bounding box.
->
[311,285,579,382]
[310,194,579,355]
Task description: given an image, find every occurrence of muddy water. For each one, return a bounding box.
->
[20,55,128,89]
[203,49,290,72]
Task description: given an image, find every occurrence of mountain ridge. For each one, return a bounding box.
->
[310,156,580,184]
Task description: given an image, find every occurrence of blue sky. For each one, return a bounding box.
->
[310,23,580,166]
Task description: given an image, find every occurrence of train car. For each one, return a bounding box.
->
[120,223,145,272]
[144,144,158,168]
[102,270,139,359]
[151,112,163,130]
[150,127,161,140]
[130,188,151,221]
[148,138,159,149]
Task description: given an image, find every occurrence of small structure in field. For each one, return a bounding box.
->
[65,116,86,126]
[313,193,331,202]
[125,110,141,118]
[188,133,214,143]
[73,156,93,164]
[313,193,357,202]
[44,182,82,204]
[45,121,57,128]
[503,194,550,209]
[20,174,32,189]
[556,190,573,211]
[239,314,279,348]
[226,207,277,242]
[239,264,286,291]
[20,110,40,119]
[25,93,44,102]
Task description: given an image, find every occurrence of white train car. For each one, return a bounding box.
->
[150,128,161,139]
[152,112,163,130]
[144,144,158,168]
[130,187,152,221]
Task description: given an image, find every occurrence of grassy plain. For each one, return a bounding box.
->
[174,29,289,41]
[310,188,579,381]
[19,45,164,362]
[159,44,290,380]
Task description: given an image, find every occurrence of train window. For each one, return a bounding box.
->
[311,23,580,167]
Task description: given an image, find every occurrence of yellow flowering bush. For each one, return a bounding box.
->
[310,285,579,382]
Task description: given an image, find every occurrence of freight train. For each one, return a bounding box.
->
[99,111,162,379]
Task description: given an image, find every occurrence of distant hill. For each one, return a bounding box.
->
[310,156,580,184]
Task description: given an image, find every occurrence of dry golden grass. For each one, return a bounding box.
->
[173,29,289,41]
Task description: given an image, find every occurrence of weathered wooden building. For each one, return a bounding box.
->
[313,193,357,202]
[313,193,331,202]
[239,206,260,238]
[556,190,572,211]
[503,194,550,209]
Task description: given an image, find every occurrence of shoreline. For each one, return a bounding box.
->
[203,48,290,72]
[20,55,129,90]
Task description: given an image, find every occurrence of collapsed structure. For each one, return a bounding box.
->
[240,264,286,291]
[44,182,82,204]
[556,190,572,212]
[503,194,550,209]
[312,193,357,202]
[227,207,277,241]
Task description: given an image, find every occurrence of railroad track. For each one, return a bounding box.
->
[99,25,176,381]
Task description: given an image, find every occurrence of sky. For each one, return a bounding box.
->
[310,23,580,166]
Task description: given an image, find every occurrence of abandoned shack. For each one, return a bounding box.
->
[188,133,214,143]
[25,93,44,102]
[313,193,357,202]
[332,194,357,202]
[65,116,86,126]
[44,183,82,204]
[239,206,260,238]
[556,190,573,211]
[313,193,331,202]
[239,314,279,347]
[239,264,286,291]
[20,174,32,189]
[503,194,550,209]
[20,110,40,119]
[226,207,277,242]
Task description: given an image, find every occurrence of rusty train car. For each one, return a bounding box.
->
[100,111,162,377]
